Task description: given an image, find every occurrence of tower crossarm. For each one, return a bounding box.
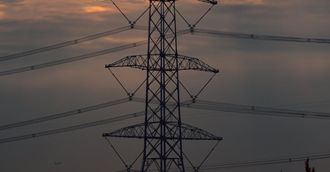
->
[103,122,222,141]
[105,54,219,73]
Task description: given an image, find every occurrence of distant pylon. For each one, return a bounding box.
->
[103,0,222,171]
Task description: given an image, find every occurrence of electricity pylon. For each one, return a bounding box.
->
[103,0,222,171]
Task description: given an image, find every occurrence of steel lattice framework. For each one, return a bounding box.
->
[106,54,219,73]
[103,123,222,141]
[104,0,221,171]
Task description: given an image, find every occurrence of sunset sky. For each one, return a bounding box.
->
[0,0,330,172]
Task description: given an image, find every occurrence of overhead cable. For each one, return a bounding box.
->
[0,98,195,144]
[199,152,330,170]
[182,99,330,120]
[0,26,132,62]
[193,5,215,28]
[0,3,150,63]
[104,0,131,24]
[130,97,330,120]
[0,29,189,77]
[3,97,328,144]
[98,1,149,27]
[0,97,131,131]
[193,28,330,44]
[0,111,144,144]
[174,4,215,30]
[0,40,146,76]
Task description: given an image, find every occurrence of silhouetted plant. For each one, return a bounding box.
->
[305,158,315,172]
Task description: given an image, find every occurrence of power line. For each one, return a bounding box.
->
[272,99,330,109]
[1,26,328,64]
[0,26,133,62]
[0,2,151,63]
[0,111,144,144]
[148,152,330,172]
[174,3,216,29]
[0,29,190,76]
[101,0,131,24]
[0,97,131,131]
[2,97,327,145]
[130,98,330,120]
[98,1,149,27]
[193,28,330,44]
[0,40,146,76]
[180,99,330,120]
[2,27,329,77]
[0,99,195,144]
[198,152,330,170]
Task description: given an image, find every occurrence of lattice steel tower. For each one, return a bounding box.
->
[103,0,221,171]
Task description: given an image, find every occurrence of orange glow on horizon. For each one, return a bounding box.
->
[221,0,264,5]
[0,4,6,19]
[82,6,114,13]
